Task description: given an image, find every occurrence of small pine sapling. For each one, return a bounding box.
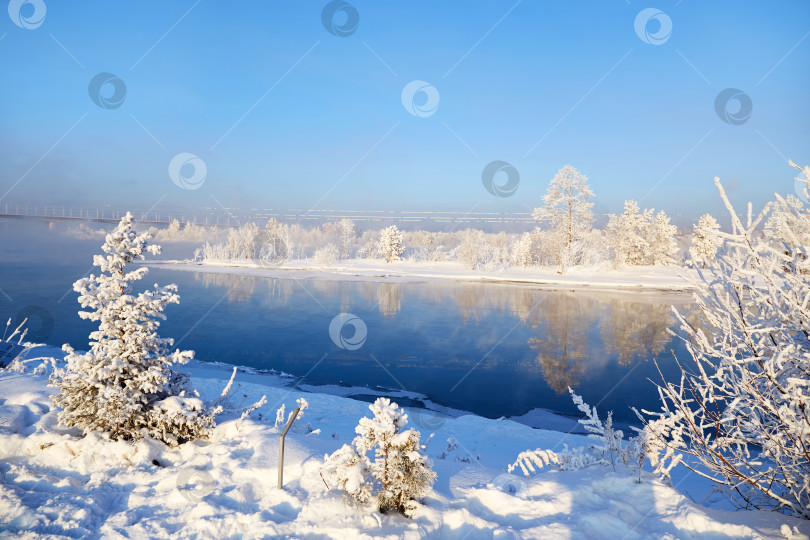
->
[322,398,436,516]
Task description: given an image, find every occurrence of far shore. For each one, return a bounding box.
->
[148,259,696,294]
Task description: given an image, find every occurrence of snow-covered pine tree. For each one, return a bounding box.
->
[689,213,722,268]
[647,210,679,265]
[322,397,436,516]
[605,200,653,266]
[533,165,594,269]
[51,213,213,445]
[378,225,404,263]
[639,166,810,518]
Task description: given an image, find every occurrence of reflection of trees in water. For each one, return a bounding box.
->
[195,272,257,302]
[430,283,538,323]
[357,282,403,318]
[194,272,294,306]
[598,299,676,366]
[192,271,693,395]
[528,293,601,394]
[524,291,690,393]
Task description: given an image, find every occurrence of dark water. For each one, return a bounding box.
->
[0,218,696,424]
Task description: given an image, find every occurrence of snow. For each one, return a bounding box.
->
[149,259,695,292]
[2,344,807,539]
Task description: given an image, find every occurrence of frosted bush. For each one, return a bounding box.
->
[638,164,810,518]
[322,398,436,516]
[510,389,649,482]
[312,243,340,265]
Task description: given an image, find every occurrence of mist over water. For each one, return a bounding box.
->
[0,217,695,424]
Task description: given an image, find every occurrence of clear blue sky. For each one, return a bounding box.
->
[1,0,808,221]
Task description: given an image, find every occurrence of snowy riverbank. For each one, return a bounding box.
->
[2,344,807,539]
[149,259,696,293]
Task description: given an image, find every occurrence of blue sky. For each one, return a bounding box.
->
[1,0,808,222]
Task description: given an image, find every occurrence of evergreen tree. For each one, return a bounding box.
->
[51,213,213,445]
[322,398,436,515]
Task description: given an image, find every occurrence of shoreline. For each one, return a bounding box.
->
[148,259,696,294]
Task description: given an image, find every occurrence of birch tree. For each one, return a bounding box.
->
[533,165,595,267]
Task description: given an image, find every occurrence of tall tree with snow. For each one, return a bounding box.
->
[51,213,213,445]
[639,165,810,518]
[322,397,436,516]
[647,210,679,265]
[605,200,653,266]
[533,165,594,267]
[689,213,722,268]
[378,225,404,263]
[339,218,356,259]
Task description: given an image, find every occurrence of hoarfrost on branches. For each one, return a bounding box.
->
[50,213,214,446]
[321,397,436,516]
[639,164,810,518]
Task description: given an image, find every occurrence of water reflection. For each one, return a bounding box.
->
[192,271,693,405]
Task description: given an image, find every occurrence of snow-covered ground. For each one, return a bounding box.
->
[2,344,807,539]
[151,259,695,292]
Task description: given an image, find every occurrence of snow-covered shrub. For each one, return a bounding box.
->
[312,243,340,265]
[321,397,436,516]
[456,229,487,270]
[357,238,379,260]
[50,213,214,446]
[510,389,648,480]
[378,226,404,263]
[210,366,268,422]
[689,213,722,268]
[410,244,449,263]
[639,165,810,518]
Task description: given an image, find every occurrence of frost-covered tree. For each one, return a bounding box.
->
[533,165,594,267]
[647,210,679,265]
[511,232,535,267]
[322,398,436,515]
[51,213,213,445]
[765,194,810,253]
[378,225,404,263]
[689,213,722,268]
[605,200,653,266]
[639,167,810,518]
[339,218,356,259]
